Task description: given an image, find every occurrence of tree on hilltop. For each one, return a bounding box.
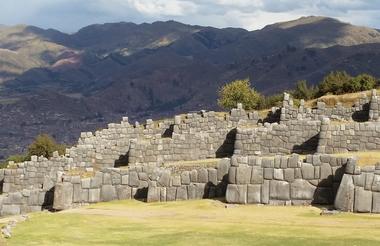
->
[217,79,261,110]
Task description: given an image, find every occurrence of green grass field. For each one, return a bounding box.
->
[2,199,380,245]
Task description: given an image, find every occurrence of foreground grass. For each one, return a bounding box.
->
[4,199,380,246]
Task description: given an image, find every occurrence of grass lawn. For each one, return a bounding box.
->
[3,199,380,246]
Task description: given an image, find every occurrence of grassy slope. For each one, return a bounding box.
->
[4,199,380,246]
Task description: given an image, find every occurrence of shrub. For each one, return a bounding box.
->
[292,80,318,100]
[257,93,283,110]
[218,79,261,110]
[318,71,352,95]
[27,134,66,159]
[344,74,377,92]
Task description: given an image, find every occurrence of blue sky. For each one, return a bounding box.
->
[1,0,380,32]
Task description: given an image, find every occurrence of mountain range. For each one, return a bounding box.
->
[1,16,380,160]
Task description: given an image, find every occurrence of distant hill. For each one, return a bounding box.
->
[1,16,380,160]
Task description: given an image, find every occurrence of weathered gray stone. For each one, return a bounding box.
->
[81,178,91,189]
[334,174,355,212]
[372,192,380,213]
[88,189,100,203]
[264,168,274,180]
[101,185,117,202]
[236,165,251,185]
[270,180,290,200]
[290,179,316,200]
[158,171,171,187]
[147,186,160,202]
[217,158,230,181]
[198,168,208,183]
[176,186,188,200]
[226,184,247,204]
[53,182,73,210]
[208,168,218,185]
[190,170,198,183]
[261,180,269,204]
[251,166,263,184]
[129,172,139,187]
[228,167,236,184]
[354,187,372,213]
[273,169,284,180]
[1,205,20,216]
[166,187,177,201]
[160,187,167,202]
[284,169,295,182]
[116,185,132,200]
[247,184,261,204]
[172,175,181,187]
[181,171,191,185]
[301,163,314,180]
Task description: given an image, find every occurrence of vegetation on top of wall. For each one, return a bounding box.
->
[218,71,379,111]
[0,134,66,169]
[217,79,261,110]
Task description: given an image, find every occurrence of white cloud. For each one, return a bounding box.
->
[0,0,379,32]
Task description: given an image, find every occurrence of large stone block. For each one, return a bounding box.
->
[101,185,117,202]
[89,189,100,203]
[228,167,237,184]
[116,185,132,200]
[226,184,247,204]
[261,180,270,204]
[236,165,251,185]
[270,180,290,200]
[129,172,140,187]
[301,163,314,180]
[198,168,208,183]
[247,184,261,204]
[147,186,160,203]
[166,187,177,201]
[158,171,171,187]
[354,187,372,213]
[217,158,230,181]
[1,204,21,216]
[334,174,355,212]
[251,166,263,184]
[372,192,380,213]
[176,186,188,200]
[290,179,316,200]
[53,182,73,210]
[208,169,218,185]
[181,171,191,185]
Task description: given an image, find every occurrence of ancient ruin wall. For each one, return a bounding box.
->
[234,120,321,156]
[52,159,231,210]
[317,120,380,154]
[335,159,380,213]
[281,92,370,122]
[226,154,348,205]
[128,107,256,165]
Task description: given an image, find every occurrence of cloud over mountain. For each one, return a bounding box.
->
[1,0,380,31]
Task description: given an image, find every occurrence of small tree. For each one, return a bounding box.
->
[319,71,352,95]
[350,74,377,92]
[27,134,66,159]
[292,80,318,100]
[217,79,261,110]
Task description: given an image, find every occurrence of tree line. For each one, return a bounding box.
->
[218,71,379,110]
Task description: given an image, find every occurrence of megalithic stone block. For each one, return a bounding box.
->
[334,174,355,212]
[53,182,73,210]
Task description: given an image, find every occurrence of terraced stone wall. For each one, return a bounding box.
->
[234,120,321,156]
[335,160,380,213]
[225,154,348,205]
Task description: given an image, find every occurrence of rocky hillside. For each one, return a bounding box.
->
[1,16,380,160]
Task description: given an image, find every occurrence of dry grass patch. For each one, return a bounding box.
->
[332,151,380,166]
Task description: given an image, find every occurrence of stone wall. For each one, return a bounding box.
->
[335,159,380,213]
[128,106,255,165]
[0,189,47,216]
[226,154,348,205]
[281,92,370,122]
[317,119,380,154]
[67,117,173,169]
[53,159,230,210]
[234,120,321,156]
[369,89,380,121]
